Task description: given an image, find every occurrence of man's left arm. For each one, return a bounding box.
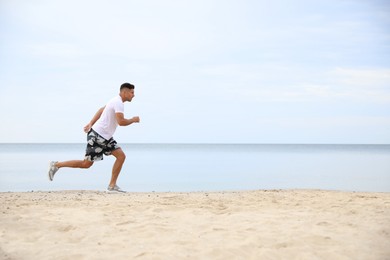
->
[115,113,140,126]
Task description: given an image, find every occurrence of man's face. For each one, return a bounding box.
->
[125,89,135,102]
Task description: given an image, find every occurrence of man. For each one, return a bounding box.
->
[48,83,140,193]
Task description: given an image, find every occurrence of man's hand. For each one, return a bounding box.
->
[84,123,92,133]
[132,116,140,123]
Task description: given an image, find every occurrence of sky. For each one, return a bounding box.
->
[0,0,389,144]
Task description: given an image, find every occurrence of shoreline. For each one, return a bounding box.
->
[1,189,390,259]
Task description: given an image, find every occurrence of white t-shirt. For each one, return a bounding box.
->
[93,95,124,140]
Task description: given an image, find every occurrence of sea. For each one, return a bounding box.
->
[0,143,389,193]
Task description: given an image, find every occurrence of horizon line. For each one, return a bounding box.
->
[1,142,389,145]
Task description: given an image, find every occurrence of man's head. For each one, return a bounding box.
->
[120,83,135,102]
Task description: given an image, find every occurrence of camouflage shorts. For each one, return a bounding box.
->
[85,129,120,162]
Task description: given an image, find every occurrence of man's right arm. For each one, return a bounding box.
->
[83,106,105,133]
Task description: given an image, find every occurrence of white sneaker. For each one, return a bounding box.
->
[107,185,126,193]
[48,161,59,181]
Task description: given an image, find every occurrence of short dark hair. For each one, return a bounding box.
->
[120,83,135,91]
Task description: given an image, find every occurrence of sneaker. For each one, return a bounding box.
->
[107,185,126,193]
[48,161,59,181]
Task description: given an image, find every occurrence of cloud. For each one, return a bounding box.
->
[0,0,223,61]
[197,62,390,103]
[334,67,390,87]
[330,68,390,102]
[28,43,83,59]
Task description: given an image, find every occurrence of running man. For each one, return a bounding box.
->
[48,83,140,193]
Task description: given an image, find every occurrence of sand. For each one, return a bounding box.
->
[1,190,389,259]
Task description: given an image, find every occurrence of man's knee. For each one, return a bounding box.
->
[114,150,126,162]
[82,160,94,169]
[119,152,126,162]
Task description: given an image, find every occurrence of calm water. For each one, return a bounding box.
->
[0,143,389,192]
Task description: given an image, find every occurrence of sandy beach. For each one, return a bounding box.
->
[1,190,389,259]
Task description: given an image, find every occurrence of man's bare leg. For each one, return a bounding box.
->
[49,160,94,181]
[56,160,94,169]
[109,148,126,188]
